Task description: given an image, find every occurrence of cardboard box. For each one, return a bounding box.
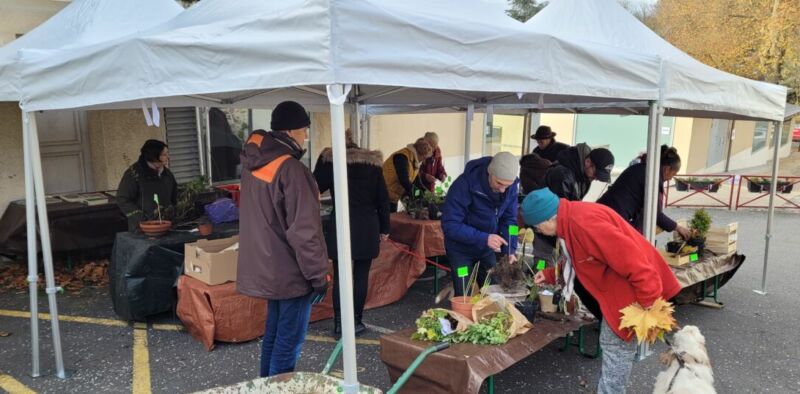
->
[184,236,239,285]
[673,220,738,255]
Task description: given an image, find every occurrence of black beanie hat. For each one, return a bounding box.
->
[271,101,311,131]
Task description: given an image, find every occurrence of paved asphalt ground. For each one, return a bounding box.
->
[1,208,798,393]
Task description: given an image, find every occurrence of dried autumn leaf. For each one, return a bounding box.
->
[619,298,677,344]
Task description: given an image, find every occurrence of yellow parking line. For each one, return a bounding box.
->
[0,374,36,394]
[132,323,151,394]
[151,323,184,332]
[0,310,127,328]
[306,334,380,346]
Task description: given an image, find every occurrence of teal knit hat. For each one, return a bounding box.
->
[522,188,559,226]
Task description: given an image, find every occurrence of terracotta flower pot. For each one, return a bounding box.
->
[449,296,473,321]
[198,223,213,236]
[139,220,172,237]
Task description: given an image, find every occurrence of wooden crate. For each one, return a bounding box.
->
[658,248,699,267]
[673,220,738,255]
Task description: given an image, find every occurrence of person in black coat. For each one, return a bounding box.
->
[117,139,178,231]
[598,145,691,239]
[313,134,390,336]
[531,125,569,162]
[544,143,615,201]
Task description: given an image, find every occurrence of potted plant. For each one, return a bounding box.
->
[516,275,539,323]
[687,208,712,251]
[674,177,690,191]
[422,176,452,219]
[139,203,172,237]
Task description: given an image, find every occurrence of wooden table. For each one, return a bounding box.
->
[380,317,590,394]
[389,213,445,258]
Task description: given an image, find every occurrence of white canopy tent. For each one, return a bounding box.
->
[13,0,671,390]
[0,0,184,379]
[527,0,788,297]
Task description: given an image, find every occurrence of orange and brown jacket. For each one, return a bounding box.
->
[236,130,328,300]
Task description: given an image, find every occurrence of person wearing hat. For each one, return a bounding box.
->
[532,125,570,162]
[521,188,681,394]
[441,152,520,296]
[116,139,178,231]
[382,138,433,211]
[544,143,615,202]
[419,131,448,192]
[237,101,330,377]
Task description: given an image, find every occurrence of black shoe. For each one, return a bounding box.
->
[333,317,341,336]
[355,322,367,336]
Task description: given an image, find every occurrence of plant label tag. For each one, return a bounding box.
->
[414,189,420,197]
[153,194,160,204]
[536,259,546,270]
[508,225,519,236]
[439,318,454,336]
[457,266,469,278]
[690,253,699,262]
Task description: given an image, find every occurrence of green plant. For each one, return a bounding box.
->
[689,208,712,238]
[173,176,210,223]
[450,312,511,345]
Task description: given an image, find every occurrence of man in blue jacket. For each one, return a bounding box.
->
[442,152,520,296]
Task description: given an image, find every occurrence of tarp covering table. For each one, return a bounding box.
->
[110,223,238,321]
[380,318,589,394]
[0,199,126,256]
[177,275,267,351]
[670,252,744,304]
[388,213,445,258]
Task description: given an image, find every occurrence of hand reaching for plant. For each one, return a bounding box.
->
[675,225,692,240]
[487,234,507,252]
[507,254,517,264]
[380,234,389,241]
[533,271,546,285]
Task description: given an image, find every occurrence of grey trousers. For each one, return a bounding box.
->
[597,319,637,394]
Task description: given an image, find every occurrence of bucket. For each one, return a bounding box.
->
[449,296,474,321]
[539,292,557,313]
[516,300,539,323]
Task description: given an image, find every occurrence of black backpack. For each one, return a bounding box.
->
[519,153,552,194]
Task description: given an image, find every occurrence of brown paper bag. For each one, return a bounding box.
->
[471,296,533,339]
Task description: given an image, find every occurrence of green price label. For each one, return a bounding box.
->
[508,225,519,236]
[414,189,420,197]
[457,266,469,278]
[153,194,160,204]
[536,260,546,270]
[690,253,699,262]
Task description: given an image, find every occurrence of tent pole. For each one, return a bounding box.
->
[483,105,493,156]
[28,112,67,378]
[521,112,531,155]
[642,101,660,243]
[755,120,783,295]
[327,84,359,393]
[195,107,206,177]
[464,104,474,168]
[22,111,41,378]
[204,107,213,185]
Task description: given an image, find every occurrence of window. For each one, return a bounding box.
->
[752,121,768,152]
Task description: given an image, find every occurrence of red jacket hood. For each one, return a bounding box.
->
[554,199,681,341]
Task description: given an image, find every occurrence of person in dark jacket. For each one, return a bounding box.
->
[598,145,691,239]
[116,139,178,231]
[419,132,448,192]
[532,125,569,162]
[314,132,390,337]
[236,101,330,378]
[518,152,551,194]
[441,152,519,296]
[544,143,615,202]
[382,138,433,210]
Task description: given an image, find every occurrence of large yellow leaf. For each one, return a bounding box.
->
[619,298,677,344]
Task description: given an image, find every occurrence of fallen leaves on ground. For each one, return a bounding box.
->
[0,331,11,337]
[618,297,677,344]
[0,260,109,293]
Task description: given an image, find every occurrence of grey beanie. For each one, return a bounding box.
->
[487,152,520,181]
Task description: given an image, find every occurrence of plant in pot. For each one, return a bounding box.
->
[674,177,690,191]
[516,274,539,323]
[687,208,712,251]
[747,177,764,193]
[174,176,212,224]
[139,200,172,237]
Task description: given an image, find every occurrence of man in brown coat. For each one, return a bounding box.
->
[237,101,329,377]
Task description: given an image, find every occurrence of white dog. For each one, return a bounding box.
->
[653,325,717,394]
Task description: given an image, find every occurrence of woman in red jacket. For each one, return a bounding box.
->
[521,188,680,394]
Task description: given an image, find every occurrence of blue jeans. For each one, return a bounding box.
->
[447,248,496,297]
[260,292,313,377]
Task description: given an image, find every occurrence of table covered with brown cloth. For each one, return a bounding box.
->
[389,213,445,258]
[670,251,744,304]
[177,239,426,350]
[0,198,127,257]
[380,317,590,394]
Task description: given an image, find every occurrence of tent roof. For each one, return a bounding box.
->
[785,103,800,121]
[526,0,787,121]
[18,0,662,112]
[0,0,184,101]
